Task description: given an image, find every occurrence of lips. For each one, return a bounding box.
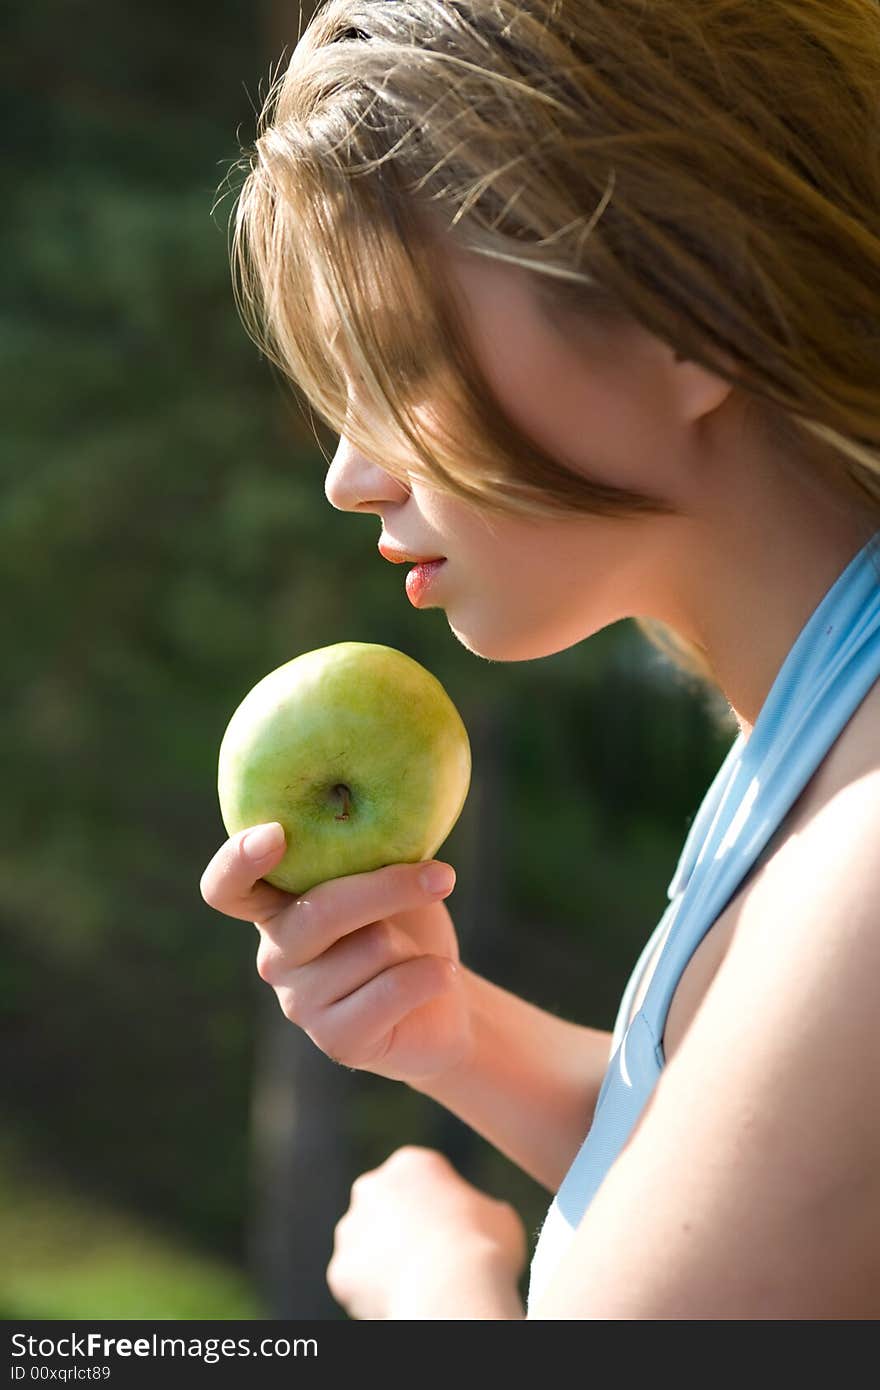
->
[404,559,446,608]
[378,540,446,565]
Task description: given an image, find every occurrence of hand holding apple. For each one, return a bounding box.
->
[216,642,471,897]
[201,642,475,1084]
[199,821,474,1082]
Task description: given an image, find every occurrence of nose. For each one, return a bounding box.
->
[324,434,411,514]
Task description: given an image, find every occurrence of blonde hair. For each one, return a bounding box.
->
[222,0,880,689]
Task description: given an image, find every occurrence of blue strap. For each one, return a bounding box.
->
[642,529,880,1049]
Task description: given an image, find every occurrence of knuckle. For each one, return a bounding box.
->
[349,1165,380,1196]
[292,893,324,938]
[255,939,283,985]
[199,870,221,910]
[276,984,302,1025]
[326,1253,347,1300]
[391,1143,434,1167]
[303,1019,344,1064]
[325,1043,354,1069]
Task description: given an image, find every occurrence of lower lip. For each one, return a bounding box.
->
[405,560,447,607]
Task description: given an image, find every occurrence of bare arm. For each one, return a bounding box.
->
[415,965,613,1193]
[530,774,880,1318]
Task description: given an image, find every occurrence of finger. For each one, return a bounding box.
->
[256,915,420,1014]
[255,857,456,968]
[288,953,458,1069]
[200,823,292,924]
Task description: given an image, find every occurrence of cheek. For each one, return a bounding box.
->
[414,486,509,557]
[485,522,643,627]
[489,335,680,499]
[468,541,584,627]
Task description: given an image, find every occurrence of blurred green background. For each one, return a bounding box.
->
[2,0,736,1318]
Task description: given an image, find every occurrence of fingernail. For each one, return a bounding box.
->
[420,862,456,896]
[243,823,285,861]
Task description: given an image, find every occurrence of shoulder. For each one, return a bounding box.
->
[727,668,880,965]
[739,763,880,935]
[733,680,880,977]
[720,686,880,1102]
[530,728,880,1317]
[794,668,880,820]
[663,676,880,1065]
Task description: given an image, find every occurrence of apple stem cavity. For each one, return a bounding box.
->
[332,783,352,821]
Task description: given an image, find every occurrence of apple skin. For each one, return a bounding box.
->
[217,642,472,896]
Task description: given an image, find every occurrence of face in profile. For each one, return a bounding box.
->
[325,239,742,664]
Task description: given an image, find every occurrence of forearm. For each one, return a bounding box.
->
[415,966,612,1192]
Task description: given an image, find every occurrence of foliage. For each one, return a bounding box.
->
[2,0,735,1313]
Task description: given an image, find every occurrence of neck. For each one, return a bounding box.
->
[658,459,879,737]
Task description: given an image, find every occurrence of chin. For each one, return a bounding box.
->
[448,616,584,664]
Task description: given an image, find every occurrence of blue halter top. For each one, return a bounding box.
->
[527,529,880,1313]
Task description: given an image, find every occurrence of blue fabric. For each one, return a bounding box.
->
[527,530,880,1312]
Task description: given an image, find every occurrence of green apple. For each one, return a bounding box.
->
[217,642,472,896]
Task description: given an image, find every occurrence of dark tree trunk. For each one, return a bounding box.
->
[247,984,356,1319]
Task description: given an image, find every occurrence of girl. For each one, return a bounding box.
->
[201,1,880,1317]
